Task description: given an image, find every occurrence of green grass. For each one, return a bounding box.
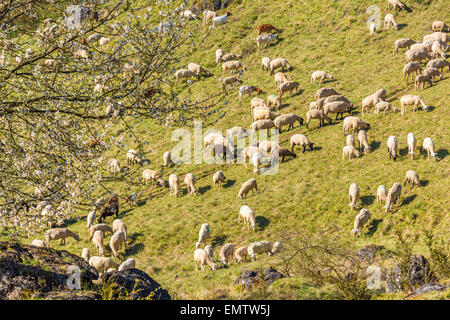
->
[8,0,450,299]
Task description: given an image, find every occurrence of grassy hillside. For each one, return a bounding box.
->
[7,0,450,299]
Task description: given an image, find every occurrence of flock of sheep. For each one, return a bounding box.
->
[29,1,447,276]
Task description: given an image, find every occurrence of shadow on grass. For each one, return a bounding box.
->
[211,235,227,247]
[402,194,417,206]
[291,89,304,97]
[367,218,383,237]
[371,141,381,152]
[399,147,409,157]
[199,185,211,195]
[137,200,147,207]
[126,243,145,256]
[119,208,134,217]
[397,23,408,30]
[223,179,236,188]
[437,148,448,160]
[361,195,375,206]
[420,179,429,187]
[256,216,270,231]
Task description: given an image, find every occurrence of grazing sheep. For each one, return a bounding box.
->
[387,136,399,161]
[266,94,282,110]
[278,81,299,98]
[89,256,120,273]
[277,147,297,162]
[82,248,90,262]
[384,14,398,30]
[251,152,262,174]
[343,116,370,134]
[405,49,432,64]
[393,38,417,55]
[376,185,388,207]
[273,113,303,133]
[259,140,280,155]
[222,60,247,73]
[315,87,340,100]
[324,95,353,108]
[203,10,217,25]
[256,24,280,35]
[247,240,273,261]
[422,137,437,161]
[414,74,433,91]
[215,48,224,64]
[243,146,260,168]
[204,245,214,259]
[188,63,211,77]
[346,134,355,148]
[404,170,420,187]
[196,223,211,249]
[221,53,244,63]
[184,173,198,196]
[431,21,449,32]
[239,85,262,101]
[290,134,314,153]
[118,258,136,272]
[163,151,173,167]
[194,249,218,271]
[99,37,110,46]
[203,132,223,149]
[272,241,283,255]
[142,169,160,186]
[74,49,89,60]
[92,230,105,256]
[110,230,126,259]
[220,76,242,92]
[387,0,406,12]
[400,95,429,116]
[403,62,423,82]
[351,209,370,238]
[234,246,248,263]
[88,224,113,242]
[274,72,289,86]
[423,32,449,44]
[87,210,96,229]
[44,228,79,247]
[219,243,235,265]
[305,109,331,129]
[269,58,293,75]
[127,149,142,166]
[211,12,232,28]
[112,219,127,243]
[238,178,258,199]
[31,239,45,247]
[108,159,120,173]
[262,57,271,71]
[256,33,278,49]
[431,41,447,59]
[358,130,372,154]
[227,127,249,139]
[342,146,361,160]
[423,68,443,82]
[252,107,279,122]
[311,70,334,85]
[407,133,417,159]
[426,59,450,73]
[251,119,276,132]
[369,22,376,35]
[323,101,352,121]
[181,10,197,20]
[251,97,268,109]
[349,183,360,209]
[385,182,402,213]
[362,89,387,116]
[374,101,397,116]
[169,174,180,197]
[213,171,226,189]
[175,69,199,84]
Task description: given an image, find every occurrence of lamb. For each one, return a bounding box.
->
[431,21,449,32]
[31,239,45,247]
[342,146,361,160]
[251,97,267,109]
[110,230,126,259]
[175,69,199,84]
[188,63,211,77]
[393,38,417,55]
[277,81,299,98]
[169,174,180,197]
[142,169,161,186]
[247,240,273,261]
[274,72,289,86]
[112,219,128,243]
[422,137,437,161]
[251,119,276,132]
[426,59,450,73]
[305,109,331,128]
[238,178,258,199]
[220,76,242,92]
[273,113,303,133]
[256,24,280,35]
[414,74,433,91]
[407,133,417,159]
[400,95,429,116]
[108,159,120,173]
[311,70,334,85]
[85,210,95,229]
[194,248,218,271]
[256,33,278,50]
[127,149,142,166]
[343,116,370,134]
[385,182,402,213]
[89,256,120,273]
[264,95,281,110]
[239,85,262,101]
[348,183,360,209]
[423,68,443,82]
[196,223,210,249]
[234,246,248,263]
[261,57,271,71]
[222,60,247,73]
[351,209,370,238]
[405,49,432,64]
[163,151,173,167]
[358,130,372,154]
[215,48,224,64]
[213,171,226,189]
[323,101,352,121]
[403,62,423,82]
[184,173,198,196]
[269,58,293,75]
[219,243,235,265]
[211,12,232,28]
[387,135,399,161]
[88,224,113,242]
[203,10,217,25]
[315,87,340,100]
[387,0,406,12]
[361,89,387,116]
[290,134,314,153]
[404,170,420,187]
[118,258,136,272]
[44,228,79,247]
[277,147,297,162]
[82,248,90,262]
[374,101,397,116]
[346,134,355,148]
[99,37,110,46]
[384,14,398,30]
[92,230,105,256]
[376,185,387,207]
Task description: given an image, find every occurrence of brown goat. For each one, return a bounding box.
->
[256,24,280,35]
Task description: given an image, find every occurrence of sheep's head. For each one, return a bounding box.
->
[211,264,219,271]
[308,142,314,151]
[226,11,232,16]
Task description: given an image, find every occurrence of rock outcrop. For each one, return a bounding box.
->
[233,267,284,290]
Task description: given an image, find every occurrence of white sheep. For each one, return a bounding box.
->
[238,178,258,199]
[407,132,417,159]
[163,151,173,167]
[267,94,281,110]
[243,146,260,167]
[220,76,242,92]
[393,38,417,55]
[423,67,443,82]
[358,130,372,154]
[31,239,45,247]
[387,0,406,12]
[203,10,217,25]
[213,171,226,189]
[323,101,352,121]
[251,152,263,174]
[112,219,128,243]
[346,134,355,148]
[269,58,293,75]
[431,21,449,32]
[196,223,210,249]
[142,169,161,187]
[92,230,105,256]
[204,245,214,259]
[44,228,79,247]
[99,37,110,46]
[234,246,248,263]
[290,134,314,153]
[239,85,262,101]
[110,230,126,259]
[349,183,360,209]
[385,182,402,213]
[181,10,197,20]
[253,107,279,122]
[311,70,334,85]
[247,240,273,261]
[251,119,276,132]
[342,146,361,160]
[315,87,340,100]
[226,127,249,139]
[404,170,420,187]
[222,60,247,73]
[188,62,211,76]
[239,205,257,231]
[184,173,198,196]
[400,95,429,116]
[414,74,433,91]
[343,116,370,134]
[274,72,289,86]
[305,109,332,129]
[387,135,398,161]
[422,137,437,162]
[369,22,376,35]
[251,97,267,109]
[351,209,370,238]
[374,101,397,116]
[426,58,450,73]
[273,113,303,133]
[88,224,113,242]
[89,256,120,273]
[384,14,398,30]
[272,241,283,255]
[403,62,422,82]
[108,159,120,173]
[169,174,180,197]
[118,258,136,272]
[261,57,271,71]
[219,243,235,265]
[81,248,90,262]
[376,185,387,207]
[221,53,243,63]
[278,81,299,98]
[362,89,387,116]
[256,33,278,50]
[215,48,224,64]
[211,12,232,29]
[126,149,142,166]
[175,69,199,84]
[194,248,218,271]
